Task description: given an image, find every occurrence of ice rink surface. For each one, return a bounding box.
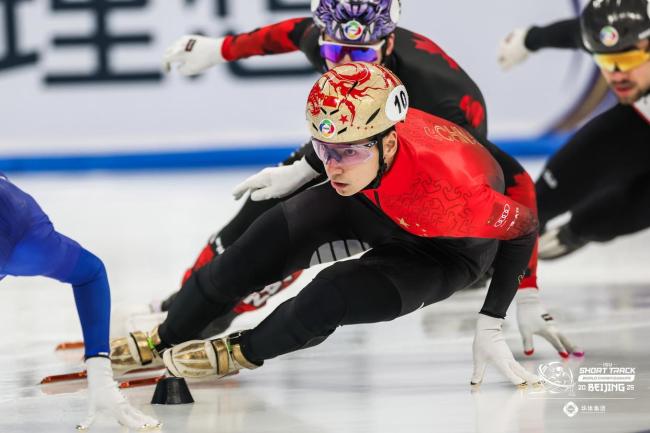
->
[0,160,649,433]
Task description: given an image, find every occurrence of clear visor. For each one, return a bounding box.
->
[311,138,378,167]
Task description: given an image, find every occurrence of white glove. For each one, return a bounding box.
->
[471,314,541,387]
[516,288,583,358]
[498,28,531,71]
[77,357,161,431]
[163,35,226,76]
[232,157,320,201]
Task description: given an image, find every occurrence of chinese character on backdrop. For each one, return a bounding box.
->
[45,0,162,85]
[0,0,39,73]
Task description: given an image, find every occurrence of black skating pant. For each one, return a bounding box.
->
[536,104,650,241]
[159,184,499,362]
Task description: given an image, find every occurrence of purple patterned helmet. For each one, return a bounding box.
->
[312,0,402,44]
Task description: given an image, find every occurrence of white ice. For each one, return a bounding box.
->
[0,160,649,433]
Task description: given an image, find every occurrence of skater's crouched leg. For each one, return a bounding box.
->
[239,260,403,363]
[159,205,293,346]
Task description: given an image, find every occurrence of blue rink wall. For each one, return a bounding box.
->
[0,135,566,173]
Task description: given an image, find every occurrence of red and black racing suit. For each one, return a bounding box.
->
[168,18,540,327]
[158,109,538,361]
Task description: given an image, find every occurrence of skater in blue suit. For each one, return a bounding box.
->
[0,173,160,431]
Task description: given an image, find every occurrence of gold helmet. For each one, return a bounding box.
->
[306,62,409,143]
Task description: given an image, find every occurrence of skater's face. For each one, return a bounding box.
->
[598,40,650,104]
[320,33,395,71]
[323,130,398,196]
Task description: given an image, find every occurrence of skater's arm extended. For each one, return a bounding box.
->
[481,230,537,319]
[525,18,584,51]
[232,139,323,201]
[163,18,316,76]
[471,190,538,318]
[498,18,583,70]
[222,17,315,60]
[469,192,540,385]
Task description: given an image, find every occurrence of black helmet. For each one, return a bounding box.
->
[581,0,650,53]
